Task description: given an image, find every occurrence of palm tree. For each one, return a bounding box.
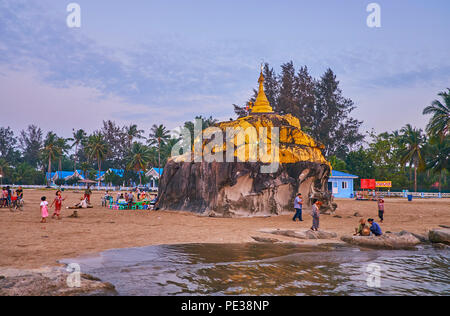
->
[126,143,153,185]
[148,124,170,177]
[0,158,9,185]
[426,136,450,193]
[85,133,108,185]
[423,88,450,139]
[399,124,426,192]
[71,129,87,172]
[124,124,145,149]
[42,132,62,186]
[56,137,71,174]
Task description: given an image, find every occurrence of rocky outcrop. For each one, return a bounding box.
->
[261,229,337,240]
[429,228,450,245]
[157,113,334,217]
[341,232,421,249]
[0,267,116,296]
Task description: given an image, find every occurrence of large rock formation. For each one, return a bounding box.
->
[157,71,334,217]
[341,232,421,250]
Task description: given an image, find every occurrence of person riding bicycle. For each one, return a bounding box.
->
[15,186,23,200]
[15,186,24,209]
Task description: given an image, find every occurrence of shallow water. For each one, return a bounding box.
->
[61,243,450,296]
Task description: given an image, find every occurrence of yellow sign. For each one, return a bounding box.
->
[376,181,392,188]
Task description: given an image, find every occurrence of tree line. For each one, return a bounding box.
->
[1,61,448,192]
[234,61,449,192]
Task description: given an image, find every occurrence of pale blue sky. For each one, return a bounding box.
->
[0,0,449,137]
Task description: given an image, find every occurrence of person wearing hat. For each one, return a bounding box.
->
[292,193,303,222]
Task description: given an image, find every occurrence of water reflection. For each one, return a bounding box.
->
[62,243,450,296]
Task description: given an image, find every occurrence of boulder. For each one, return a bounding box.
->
[341,232,421,249]
[157,113,334,217]
[429,228,450,245]
[0,267,116,296]
[251,236,280,243]
[261,229,337,240]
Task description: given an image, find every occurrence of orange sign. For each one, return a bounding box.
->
[376,181,392,188]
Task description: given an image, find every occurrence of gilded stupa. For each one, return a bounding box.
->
[157,70,334,217]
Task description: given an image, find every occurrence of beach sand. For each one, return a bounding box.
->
[0,189,449,269]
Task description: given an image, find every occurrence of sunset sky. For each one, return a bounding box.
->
[1,0,449,137]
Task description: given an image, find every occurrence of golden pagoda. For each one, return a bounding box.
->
[250,70,274,114]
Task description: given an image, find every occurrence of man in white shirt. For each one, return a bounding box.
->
[292,193,303,222]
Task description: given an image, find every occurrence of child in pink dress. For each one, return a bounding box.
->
[40,196,49,223]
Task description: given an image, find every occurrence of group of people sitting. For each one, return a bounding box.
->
[103,189,158,209]
[354,218,383,236]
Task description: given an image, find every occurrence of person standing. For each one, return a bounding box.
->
[292,193,303,222]
[50,190,65,220]
[84,185,92,204]
[311,200,322,231]
[40,196,49,223]
[6,186,11,207]
[377,197,385,223]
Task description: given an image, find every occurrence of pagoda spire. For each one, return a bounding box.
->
[251,66,274,114]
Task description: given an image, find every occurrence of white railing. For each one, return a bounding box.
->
[355,191,450,198]
[2,184,158,192]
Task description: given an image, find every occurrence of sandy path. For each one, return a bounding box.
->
[0,189,449,269]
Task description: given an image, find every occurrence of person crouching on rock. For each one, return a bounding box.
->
[368,218,382,236]
[311,200,322,231]
[354,219,371,236]
[292,193,303,222]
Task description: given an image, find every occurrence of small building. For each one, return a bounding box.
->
[145,168,164,189]
[328,170,358,198]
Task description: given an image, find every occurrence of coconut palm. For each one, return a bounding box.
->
[124,124,145,149]
[42,132,62,186]
[399,124,426,192]
[56,137,71,173]
[0,158,9,185]
[426,136,450,192]
[148,124,170,177]
[71,129,87,172]
[126,142,153,185]
[423,89,450,139]
[85,133,108,185]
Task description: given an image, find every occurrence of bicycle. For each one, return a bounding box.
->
[10,198,24,211]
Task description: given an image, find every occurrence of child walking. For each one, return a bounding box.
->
[377,197,385,223]
[50,190,65,220]
[40,196,49,223]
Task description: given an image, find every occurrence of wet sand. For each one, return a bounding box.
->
[0,189,449,269]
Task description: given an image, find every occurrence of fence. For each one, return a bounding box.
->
[2,184,158,192]
[357,191,450,199]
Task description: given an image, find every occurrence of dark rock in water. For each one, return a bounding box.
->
[438,225,450,229]
[251,236,280,243]
[0,267,116,296]
[429,228,450,245]
[261,229,337,240]
[432,243,450,250]
[333,215,342,218]
[341,232,421,249]
[353,212,363,217]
